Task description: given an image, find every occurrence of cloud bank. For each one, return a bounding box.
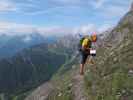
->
[0,0,132,36]
[0,21,113,36]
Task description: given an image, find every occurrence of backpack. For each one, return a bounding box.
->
[78,37,92,51]
[78,37,84,51]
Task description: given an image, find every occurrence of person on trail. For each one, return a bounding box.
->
[78,33,97,75]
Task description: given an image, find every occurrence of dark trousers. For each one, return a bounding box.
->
[80,50,90,64]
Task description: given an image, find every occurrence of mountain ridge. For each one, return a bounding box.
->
[26,10,133,100]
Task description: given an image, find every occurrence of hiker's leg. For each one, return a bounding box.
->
[80,63,84,75]
[80,52,88,75]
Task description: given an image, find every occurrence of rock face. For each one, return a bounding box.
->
[130,2,133,11]
[84,9,133,100]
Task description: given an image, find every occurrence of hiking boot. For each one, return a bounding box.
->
[80,71,84,75]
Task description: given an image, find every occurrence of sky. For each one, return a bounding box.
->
[0,0,132,36]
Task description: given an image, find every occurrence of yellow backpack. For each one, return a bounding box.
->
[82,38,91,49]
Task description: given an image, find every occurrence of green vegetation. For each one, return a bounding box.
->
[47,46,78,100]
[0,43,67,100]
[47,70,73,100]
[84,11,133,100]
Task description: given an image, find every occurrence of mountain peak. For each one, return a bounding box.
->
[130,2,133,11]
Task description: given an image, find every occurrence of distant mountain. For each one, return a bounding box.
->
[0,33,57,59]
[0,42,67,94]
[0,33,77,100]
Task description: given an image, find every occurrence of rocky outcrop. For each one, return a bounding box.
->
[130,2,133,11]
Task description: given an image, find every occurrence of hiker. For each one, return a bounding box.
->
[78,33,97,75]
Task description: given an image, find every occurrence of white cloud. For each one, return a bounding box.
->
[0,22,73,36]
[90,0,106,9]
[38,24,103,37]
[0,1,17,12]
[54,0,106,8]
[73,24,98,35]
[74,23,113,34]
[18,6,66,15]
[53,0,81,5]
[0,22,36,35]
[98,23,113,32]
[0,21,113,37]
[23,36,32,42]
[38,26,74,36]
[0,0,131,17]
[101,5,129,18]
[6,0,105,15]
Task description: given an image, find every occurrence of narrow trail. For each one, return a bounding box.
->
[25,82,53,100]
[72,71,88,100]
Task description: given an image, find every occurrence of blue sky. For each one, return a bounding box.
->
[0,0,132,36]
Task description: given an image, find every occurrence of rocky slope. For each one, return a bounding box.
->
[84,10,133,100]
[34,8,133,100]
